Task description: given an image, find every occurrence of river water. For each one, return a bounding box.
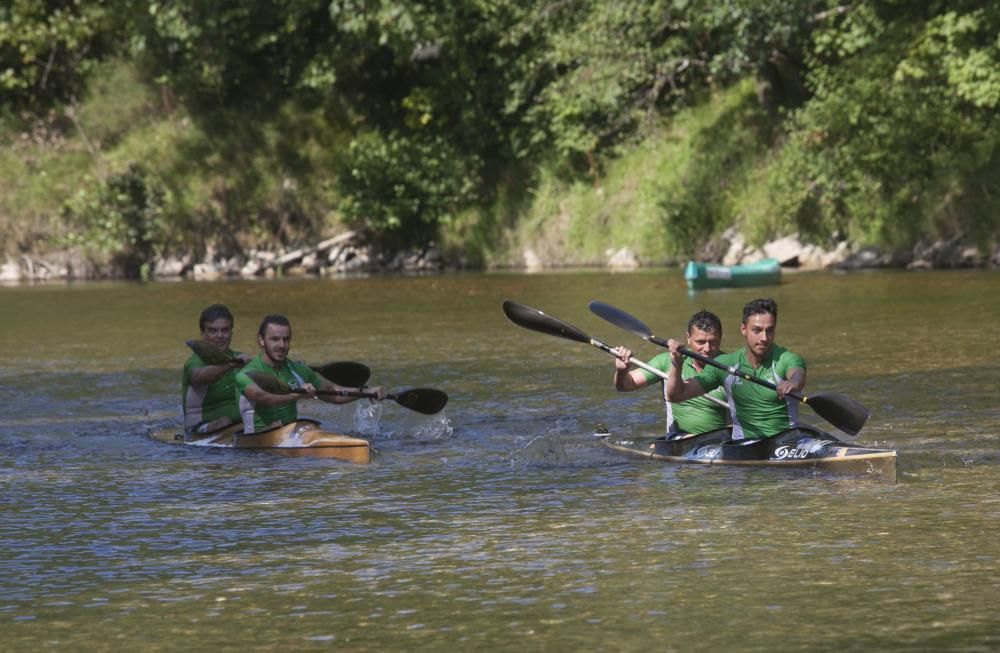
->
[2,269,998,651]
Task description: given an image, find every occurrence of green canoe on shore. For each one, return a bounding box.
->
[684,258,781,290]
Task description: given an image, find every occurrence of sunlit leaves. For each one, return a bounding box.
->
[337,131,481,246]
[766,2,1000,248]
[0,0,124,112]
[893,9,1000,109]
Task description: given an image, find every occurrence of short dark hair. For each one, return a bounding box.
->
[199,304,234,331]
[258,314,291,338]
[687,310,722,335]
[742,298,778,324]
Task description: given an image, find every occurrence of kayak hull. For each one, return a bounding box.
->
[234,420,371,463]
[599,425,896,482]
[148,423,240,447]
[149,419,372,464]
[684,258,781,290]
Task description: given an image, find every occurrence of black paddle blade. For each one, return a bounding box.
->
[805,392,871,436]
[393,388,449,415]
[588,301,656,341]
[186,339,234,366]
[311,361,371,388]
[246,371,294,394]
[502,300,591,344]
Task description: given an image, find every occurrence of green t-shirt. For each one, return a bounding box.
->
[181,349,243,429]
[693,344,806,439]
[234,355,324,432]
[639,352,728,436]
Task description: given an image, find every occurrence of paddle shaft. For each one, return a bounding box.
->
[611,343,728,409]
[543,321,730,410]
[501,301,728,409]
[281,388,385,401]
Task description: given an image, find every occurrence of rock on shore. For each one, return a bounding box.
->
[2,228,998,283]
[694,228,992,272]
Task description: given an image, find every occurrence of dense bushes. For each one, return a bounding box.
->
[1,1,998,271]
[62,164,173,279]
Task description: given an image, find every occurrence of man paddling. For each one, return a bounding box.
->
[612,310,728,438]
[665,298,806,440]
[235,314,385,433]
[182,304,253,432]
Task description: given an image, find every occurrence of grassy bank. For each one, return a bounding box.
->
[445,79,781,268]
[1,60,350,268]
[2,64,997,274]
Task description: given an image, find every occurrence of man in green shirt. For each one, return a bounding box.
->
[182,304,253,432]
[666,298,806,440]
[235,314,385,433]
[612,310,728,437]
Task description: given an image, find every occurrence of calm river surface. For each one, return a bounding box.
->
[2,269,998,652]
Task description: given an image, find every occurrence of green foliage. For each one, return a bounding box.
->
[894,7,1000,110]
[135,1,334,112]
[338,131,480,247]
[3,0,1000,269]
[505,0,828,170]
[754,1,1000,248]
[62,163,173,278]
[0,0,127,115]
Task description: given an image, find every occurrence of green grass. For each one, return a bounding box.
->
[469,79,779,266]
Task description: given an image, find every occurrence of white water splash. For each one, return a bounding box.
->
[351,401,384,438]
[378,411,454,441]
[512,433,569,466]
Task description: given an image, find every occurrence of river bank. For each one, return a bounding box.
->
[2,227,998,283]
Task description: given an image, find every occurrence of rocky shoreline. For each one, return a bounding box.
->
[2,228,999,283]
[571,228,1000,272]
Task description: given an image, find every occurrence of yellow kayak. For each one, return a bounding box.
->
[149,418,372,464]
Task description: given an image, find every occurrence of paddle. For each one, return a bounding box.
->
[186,340,372,388]
[501,300,683,388]
[311,361,371,389]
[245,371,448,415]
[186,339,241,366]
[587,300,871,436]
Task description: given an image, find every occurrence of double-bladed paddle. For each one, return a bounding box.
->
[245,371,448,415]
[501,300,680,386]
[186,340,372,388]
[587,300,871,436]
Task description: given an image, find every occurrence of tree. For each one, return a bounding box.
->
[0,0,127,115]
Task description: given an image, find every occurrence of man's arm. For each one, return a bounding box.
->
[190,360,241,385]
[315,377,386,405]
[775,367,806,399]
[612,346,652,392]
[241,382,312,407]
[665,339,708,402]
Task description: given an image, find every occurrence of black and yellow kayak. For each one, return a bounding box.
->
[597,424,896,482]
[149,418,372,464]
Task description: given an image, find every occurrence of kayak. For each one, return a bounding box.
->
[598,424,896,482]
[149,419,372,464]
[684,258,781,290]
[234,420,371,463]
